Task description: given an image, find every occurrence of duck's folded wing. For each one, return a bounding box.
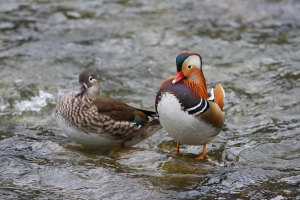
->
[91,97,148,123]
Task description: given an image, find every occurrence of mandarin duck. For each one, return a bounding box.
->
[55,69,162,147]
[155,53,225,160]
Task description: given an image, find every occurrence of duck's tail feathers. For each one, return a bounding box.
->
[123,119,162,146]
[138,109,159,121]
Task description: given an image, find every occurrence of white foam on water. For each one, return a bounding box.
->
[0,103,9,111]
[14,90,55,113]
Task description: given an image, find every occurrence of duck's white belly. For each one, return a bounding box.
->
[157,93,219,145]
[56,115,123,146]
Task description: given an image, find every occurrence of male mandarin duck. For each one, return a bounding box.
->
[155,53,225,160]
[55,69,162,147]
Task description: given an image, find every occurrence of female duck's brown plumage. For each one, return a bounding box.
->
[155,53,225,160]
[55,69,162,147]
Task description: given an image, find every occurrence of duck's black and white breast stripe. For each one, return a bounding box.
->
[185,98,209,115]
[156,80,215,116]
[185,88,214,115]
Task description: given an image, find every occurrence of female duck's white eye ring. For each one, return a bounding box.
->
[89,76,93,82]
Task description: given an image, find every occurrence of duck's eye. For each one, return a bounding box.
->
[187,65,192,69]
[89,76,93,82]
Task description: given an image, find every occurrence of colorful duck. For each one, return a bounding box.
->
[156,53,225,160]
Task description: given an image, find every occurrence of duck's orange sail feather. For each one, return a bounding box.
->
[214,84,225,111]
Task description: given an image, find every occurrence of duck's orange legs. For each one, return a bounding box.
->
[175,142,180,154]
[170,142,181,157]
[195,143,211,161]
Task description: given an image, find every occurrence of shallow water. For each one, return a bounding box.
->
[1,0,300,199]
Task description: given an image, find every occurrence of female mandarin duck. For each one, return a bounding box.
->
[55,69,162,147]
[155,53,225,160]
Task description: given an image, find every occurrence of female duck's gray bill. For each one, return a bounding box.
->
[75,84,86,95]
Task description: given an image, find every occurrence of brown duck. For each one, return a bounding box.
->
[55,69,162,147]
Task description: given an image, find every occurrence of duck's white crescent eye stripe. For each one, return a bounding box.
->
[183,55,201,69]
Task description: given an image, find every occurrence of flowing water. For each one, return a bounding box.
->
[1,0,300,199]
